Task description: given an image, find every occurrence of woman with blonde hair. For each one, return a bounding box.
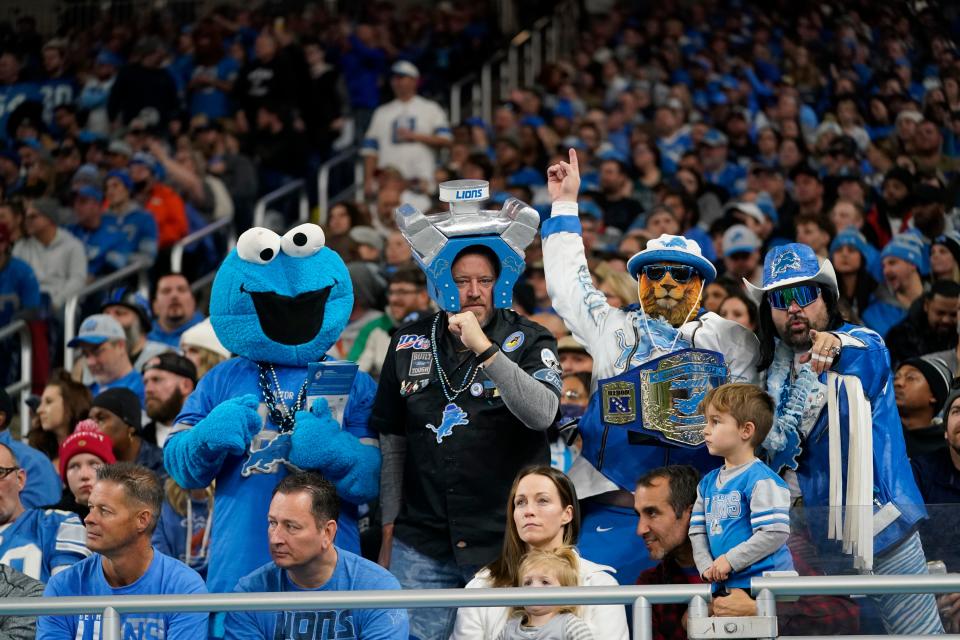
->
[451,466,628,639]
[179,318,231,380]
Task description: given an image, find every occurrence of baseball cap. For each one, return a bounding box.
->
[129,152,158,174]
[74,185,103,202]
[107,140,133,157]
[722,224,761,257]
[557,335,588,354]
[349,226,384,252]
[391,61,420,78]
[91,388,142,432]
[67,314,126,347]
[701,129,729,147]
[725,201,765,225]
[142,352,197,385]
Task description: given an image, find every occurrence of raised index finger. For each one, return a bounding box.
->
[568,147,579,172]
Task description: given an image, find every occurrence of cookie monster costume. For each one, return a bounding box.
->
[165,223,380,595]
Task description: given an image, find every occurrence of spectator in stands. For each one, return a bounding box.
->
[357,266,430,379]
[0,201,25,245]
[107,36,179,129]
[186,22,239,121]
[34,370,92,468]
[0,564,42,640]
[721,224,762,285]
[886,281,960,367]
[895,355,952,458]
[68,314,144,403]
[789,163,825,218]
[224,472,407,640]
[0,151,23,196]
[302,37,344,162]
[232,31,304,135]
[0,442,89,581]
[348,226,383,264]
[362,61,452,196]
[47,420,116,520]
[89,387,164,477]
[794,213,835,260]
[104,169,159,264]
[633,466,859,638]
[595,155,641,231]
[863,234,929,338]
[718,289,758,332]
[557,336,592,375]
[142,353,196,448]
[0,220,41,387]
[38,463,207,639]
[77,50,120,137]
[878,167,915,236]
[12,197,86,311]
[147,140,234,222]
[101,288,171,374]
[910,185,950,245]
[700,130,745,198]
[750,243,942,634]
[67,186,131,279]
[452,466,628,639]
[129,152,189,252]
[51,138,83,202]
[829,229,879,321]
[194,121,258,231]
[148,273,204,348]
[152,477,212,579]
[372,243,560,639]
[931,232,960,282]
[0,388,60,509]
[251,100,310,198]
[333,262,387,362]
[179,318,230,379]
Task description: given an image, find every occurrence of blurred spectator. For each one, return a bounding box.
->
[224,472,407,640]
[68,314,144,403]
[334,262,387,361]
[89,388,164,477]
[33,370,92,467]
[0,388,60,509]
[101,288,171,374]
[700,130,745,198]
[931,232,960,282]
[0,151,23,196]
[0,201,25,244]
[598,269,640,308]
[794,212,835,260]
[887,281,960,368]
[0,442,89,581]
[877,167,915,236]
[895,356,952,458]
[107,37,179,129]
[302,37,345,161]
[558,336,592,375]
[718,289,758,332]
[194,122,258,231]
[179,318,230,379]
[338,22,389,141]
[12,197,86,310]
[130,152,189,251]
[67,186,131,279]
[0,564,42,640]
[250,100,310,198]
[148,273,204,348]
[104,169,159,264]
[721,224,762,285]
[911,388,960,537]
[152,477,212,579]
[38,463,207,638]
[325,201,370,239]
[47,420,116,519]
[362,61,452,196]
[0,220,41,330]
[909,185,949,245]
[51,138,83,202]
[595,155,642,231]
[232,31,305,135]
[348,226,383,263]
[148,141,233,222]
[383,230,412,272]
[186,23,239,121]
[829,229,879,321]
[789,163,825,218]
[863,234,929,338]
[142,352,196,448]
[357,265,430,379]
[77,50,121,137]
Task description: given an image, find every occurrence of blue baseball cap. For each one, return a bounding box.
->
[744,243,838,305]
[74,185,103,202]
[68,314,126,347]
[627,234,716,283]
[701,129,729,147]
[129,151,158,174]
[754,192,779,225]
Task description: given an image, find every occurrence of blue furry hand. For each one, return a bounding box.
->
[193,394,263,456]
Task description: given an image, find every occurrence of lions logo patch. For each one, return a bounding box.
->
[770,250,802,279]
[502,331,524,352]
[242,430,297,477]
[541,348,562,373]
[426,403,470,443]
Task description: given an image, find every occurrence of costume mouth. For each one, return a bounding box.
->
[242,284,333,345]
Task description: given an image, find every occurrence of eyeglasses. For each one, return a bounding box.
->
[0,466,20,480]
[768,285,821,310]
[642,265,695,284]
[563,389,583,400]
[453,277,496,290]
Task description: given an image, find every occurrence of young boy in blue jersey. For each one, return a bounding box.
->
[689,383,794,590]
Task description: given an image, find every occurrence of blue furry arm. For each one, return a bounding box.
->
[164,394,263,489]
[289,398,382,504]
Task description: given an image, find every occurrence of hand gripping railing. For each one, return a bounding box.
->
[317,146,363,225]
[169,216,235,274]
[251,180,309,230]
[62,259,152,371]
[0,584,712,640]
[0,320,31,436]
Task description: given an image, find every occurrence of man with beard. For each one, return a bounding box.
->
[142,353,196,448]
[633,465,859,639]
[747,243,942,634]
[594,155,642,231]
[148,273,205,348]
[876,167,914,236]
[886,280,960,367]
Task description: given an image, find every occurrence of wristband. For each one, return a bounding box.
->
[477,343,500,364]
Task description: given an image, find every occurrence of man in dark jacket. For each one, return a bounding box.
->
[886,280,960,368]
[107,37,179,129]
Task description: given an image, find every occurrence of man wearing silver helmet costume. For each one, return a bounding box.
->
[541,149,761,584]
[369,181,563,640]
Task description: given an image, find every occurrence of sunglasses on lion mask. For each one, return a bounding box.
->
[641,264,696,284]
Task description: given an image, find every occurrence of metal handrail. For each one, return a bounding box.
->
[0,584,711,640]
[751,572,960,597]
[169,216,234,274]
[317,146,362,225]
[251,180,309,230]
[0,319,31,436]
[62,259,152,371]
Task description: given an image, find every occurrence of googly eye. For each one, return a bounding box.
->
[281,223,325,258]
[237,227,282,265]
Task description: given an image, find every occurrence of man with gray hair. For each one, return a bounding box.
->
[12,197,86,310]
[38,463,207,640]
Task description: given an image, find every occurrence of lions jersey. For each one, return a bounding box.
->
[0,509,89,582]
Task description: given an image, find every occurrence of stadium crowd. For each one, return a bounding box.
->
[1,0,960,638]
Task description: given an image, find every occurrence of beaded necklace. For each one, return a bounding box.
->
[430,313,482,402]
[256,362,309,433]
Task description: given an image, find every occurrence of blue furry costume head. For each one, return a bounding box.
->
[209,224,353,364]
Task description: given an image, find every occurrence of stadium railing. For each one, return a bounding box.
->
[169,216,234,275]
[0,583,711,640]
[316,146,364,226]
[62,258,152,371]
[0,319,32,437]
[252,180,309,231]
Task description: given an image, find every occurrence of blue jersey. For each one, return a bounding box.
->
[657,130,693,175]
[68,216,131,277]
[189,58,240,119]
[114,208,159,261]
[148,312,205,349]
[0,80,75,140]
[703,162,747,197]
[171,357,377,593]
[224,548,408,640]
[0,508,89,582]
[690,460,793,588]
[37,549,207,640]
[0,431,61,509]
[152,498,210,578]
[90,368,145,406]
[0,256,41,326]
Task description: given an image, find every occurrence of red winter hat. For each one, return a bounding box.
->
[59,420,116,481]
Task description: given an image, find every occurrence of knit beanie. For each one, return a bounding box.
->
[902,355,953,413]
[58,420,116,481]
